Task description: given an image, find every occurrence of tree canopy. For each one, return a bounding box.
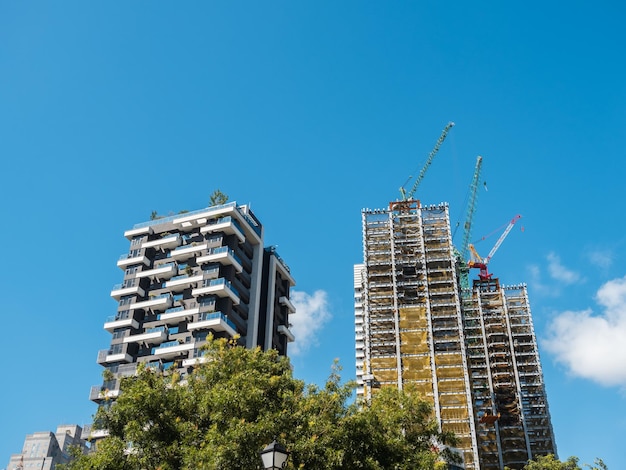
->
[64,337,458,470]
[209,189,228,207]
[515,454,608,470]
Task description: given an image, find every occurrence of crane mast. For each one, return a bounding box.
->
[399,121,455,201]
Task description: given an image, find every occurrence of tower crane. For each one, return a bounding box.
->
[399,121,455,201]
[468,214,522,280]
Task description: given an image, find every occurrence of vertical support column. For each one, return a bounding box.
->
[389,211,403,390]
[477,288,504,469]
[502,287,532,459]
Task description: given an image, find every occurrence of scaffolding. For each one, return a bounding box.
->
[358,201,478,470]
[356,201,556,470]
[463,279,557,469]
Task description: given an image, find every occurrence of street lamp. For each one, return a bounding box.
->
[260,439,289,469]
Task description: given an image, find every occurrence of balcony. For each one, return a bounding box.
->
[192,278,240,305]
[89,385,120,402]
[123,326,168,345]
[205,235,223,248]
[200,216,246,243]
[198,297,217,311]
[142,234,181,250]
[277,324,295,342]
[141,361,164,373]
[152,340,194,360]
[117,253,150,269]
[157,306,200,324]
[279,296,296,314]
[182,349,210,367]
[90,429,112,443]
[104,313,139,332]
[167,242,208,261]
[117,363,138,377]
[196,247,243,273]
[188,312,237,337]
[201,266,220,280]
[172,202,238,230]
[165,274,204,292]
[133,294,173,311]
[135,263,177,280]
[110,283,145,300]
[124,225,153,240]
[97,349,132,364]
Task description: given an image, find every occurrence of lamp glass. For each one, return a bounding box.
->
[260,440,289,469]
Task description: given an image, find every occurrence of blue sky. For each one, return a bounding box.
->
[1,1,624,468]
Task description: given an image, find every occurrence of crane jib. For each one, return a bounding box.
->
[399,121,455,201]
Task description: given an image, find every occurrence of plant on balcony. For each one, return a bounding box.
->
[185,266,194,276]
[209,189,229,206]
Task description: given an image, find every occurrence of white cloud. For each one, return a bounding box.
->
[528,263,566,298]
[527,263,552,296]
[546,252,581,284]
[288,289,332,356]
[542,275,626,388]
[588,249,613,269]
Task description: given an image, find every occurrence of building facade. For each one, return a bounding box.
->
[91,202,296,406]
[355,200,556,470]
[6,425,88,470]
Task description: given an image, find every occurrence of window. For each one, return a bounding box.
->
[125,266,138,276]
[112,330,127,340]
[116,310,130,320]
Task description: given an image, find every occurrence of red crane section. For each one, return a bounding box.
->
[468,215,522,280]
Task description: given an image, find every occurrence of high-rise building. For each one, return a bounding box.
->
[90,201,296,406]
[6,424,89,470]
[355,200,556,470]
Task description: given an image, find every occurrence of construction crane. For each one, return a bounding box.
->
[468,214,522,280]
[399,121,455,201]
[458,155,483,262]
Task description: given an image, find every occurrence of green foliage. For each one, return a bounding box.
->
[65,338,456,470]
[209,189,228,207]
[506,454,608,470]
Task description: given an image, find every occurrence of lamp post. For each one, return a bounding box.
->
[260,439,289,469]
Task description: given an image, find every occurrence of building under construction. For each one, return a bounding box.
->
[354,200,556,469]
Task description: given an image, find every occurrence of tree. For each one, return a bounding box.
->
[506,454,608,470]
[63,338,457,470]
[209,189,228,207]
